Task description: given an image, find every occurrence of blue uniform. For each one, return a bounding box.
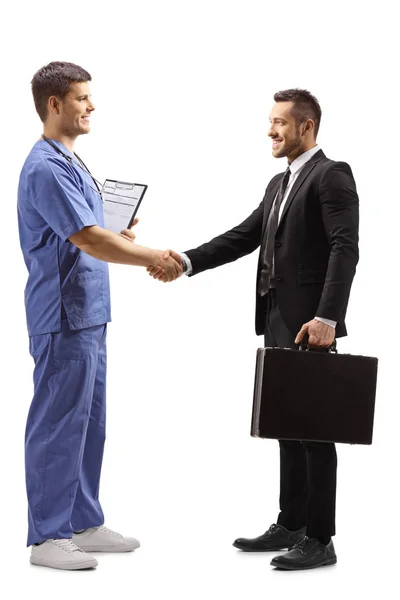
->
[18,139,111,545]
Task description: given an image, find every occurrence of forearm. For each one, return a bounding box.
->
[317,222,359,321]
[316,272,356,323]
[69,226,155,266]
[184,202,264,275]
[184,237,255,275]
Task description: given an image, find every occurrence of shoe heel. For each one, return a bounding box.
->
[325,557,337,566]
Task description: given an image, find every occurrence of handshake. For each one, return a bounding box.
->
[119,221,183,282]
[147,249,183,282]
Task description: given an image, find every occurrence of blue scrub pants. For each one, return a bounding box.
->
[25,320,107,546]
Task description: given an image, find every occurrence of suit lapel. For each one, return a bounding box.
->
[278,150,325,227]
[261,179,281,238]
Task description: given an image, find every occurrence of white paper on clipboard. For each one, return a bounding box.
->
[102,180,147,234]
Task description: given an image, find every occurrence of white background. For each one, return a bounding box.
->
[0,0,398,597]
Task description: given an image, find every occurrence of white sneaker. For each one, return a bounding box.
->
[30,539,98,570]
[72,526,140,553]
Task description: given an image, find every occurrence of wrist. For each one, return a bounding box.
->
[181,254,188,273]
[149,248,160,266]
[136,247,158,267]
[314,316,336,329]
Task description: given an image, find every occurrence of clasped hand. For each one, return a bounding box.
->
[149,249,182,282]
[147,249,183,283]
[118,220,182,282]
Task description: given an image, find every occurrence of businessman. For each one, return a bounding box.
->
[18,61,181,570]
[148,89,359,570]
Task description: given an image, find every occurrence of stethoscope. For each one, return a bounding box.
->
[41,135,102,196]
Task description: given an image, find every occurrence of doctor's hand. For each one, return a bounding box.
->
[295,319,335,348]
[149,250,182,282]
[147,249,183,282]
[119,218,139,242]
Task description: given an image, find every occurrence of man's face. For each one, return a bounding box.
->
[268,101,305,161]
[54,81,95,136]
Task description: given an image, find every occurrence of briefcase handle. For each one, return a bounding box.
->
[299,334,337,354]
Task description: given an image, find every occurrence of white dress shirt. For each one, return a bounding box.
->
[181,145,336,329]
[277,145,321,222]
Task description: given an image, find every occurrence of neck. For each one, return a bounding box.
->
[42,126,77,153]
[287,141,317,164]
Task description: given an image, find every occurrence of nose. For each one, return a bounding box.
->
[267,124,275,137]
[88,100,95,112]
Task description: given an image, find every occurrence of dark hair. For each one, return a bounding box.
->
[31,61,92,122]
[274,88,322,137]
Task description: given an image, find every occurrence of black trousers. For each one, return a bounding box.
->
[264,289,337,539]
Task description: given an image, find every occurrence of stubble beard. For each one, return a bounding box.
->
[273,133,302,159]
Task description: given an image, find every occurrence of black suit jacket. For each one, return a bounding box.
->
[184,150,359,338]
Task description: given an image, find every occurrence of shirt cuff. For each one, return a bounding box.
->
[180,252,193,276]
[315,316,337,329]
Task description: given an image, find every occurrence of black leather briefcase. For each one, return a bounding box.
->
[251,343,378,444]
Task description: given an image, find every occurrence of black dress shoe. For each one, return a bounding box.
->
[233,524,306,552]
[270,536,337,570]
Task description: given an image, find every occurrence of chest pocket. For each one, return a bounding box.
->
[71,270,104,317]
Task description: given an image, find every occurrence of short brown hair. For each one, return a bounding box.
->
[274,88,322,136]
[31,61,92,122]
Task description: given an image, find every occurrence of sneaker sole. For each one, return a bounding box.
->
[76,541,140,553]
[30,556,98,570]
[270,557,337,570]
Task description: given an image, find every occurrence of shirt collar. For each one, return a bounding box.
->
[288,144,321,175]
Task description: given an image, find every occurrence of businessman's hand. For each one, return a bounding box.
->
[295,319,335,348]
[149,249,182,282]
[147,249,183,282]
[119,218,139,242]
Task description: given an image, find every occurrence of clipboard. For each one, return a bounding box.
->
[102,179,147,234]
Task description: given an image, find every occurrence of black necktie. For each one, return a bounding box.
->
[258,167,291,296]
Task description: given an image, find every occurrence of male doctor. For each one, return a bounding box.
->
[18,61,181,570]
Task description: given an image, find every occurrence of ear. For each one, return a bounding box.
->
[48,95,61,116]
[302,119,314,136]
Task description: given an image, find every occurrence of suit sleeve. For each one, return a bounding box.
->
[316,162,359,323]
[184,200,264,276]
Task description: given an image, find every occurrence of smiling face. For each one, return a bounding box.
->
[268,101,313,163]
[48,81,95,138]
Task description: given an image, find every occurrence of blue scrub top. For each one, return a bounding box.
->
[18,139,111,336]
